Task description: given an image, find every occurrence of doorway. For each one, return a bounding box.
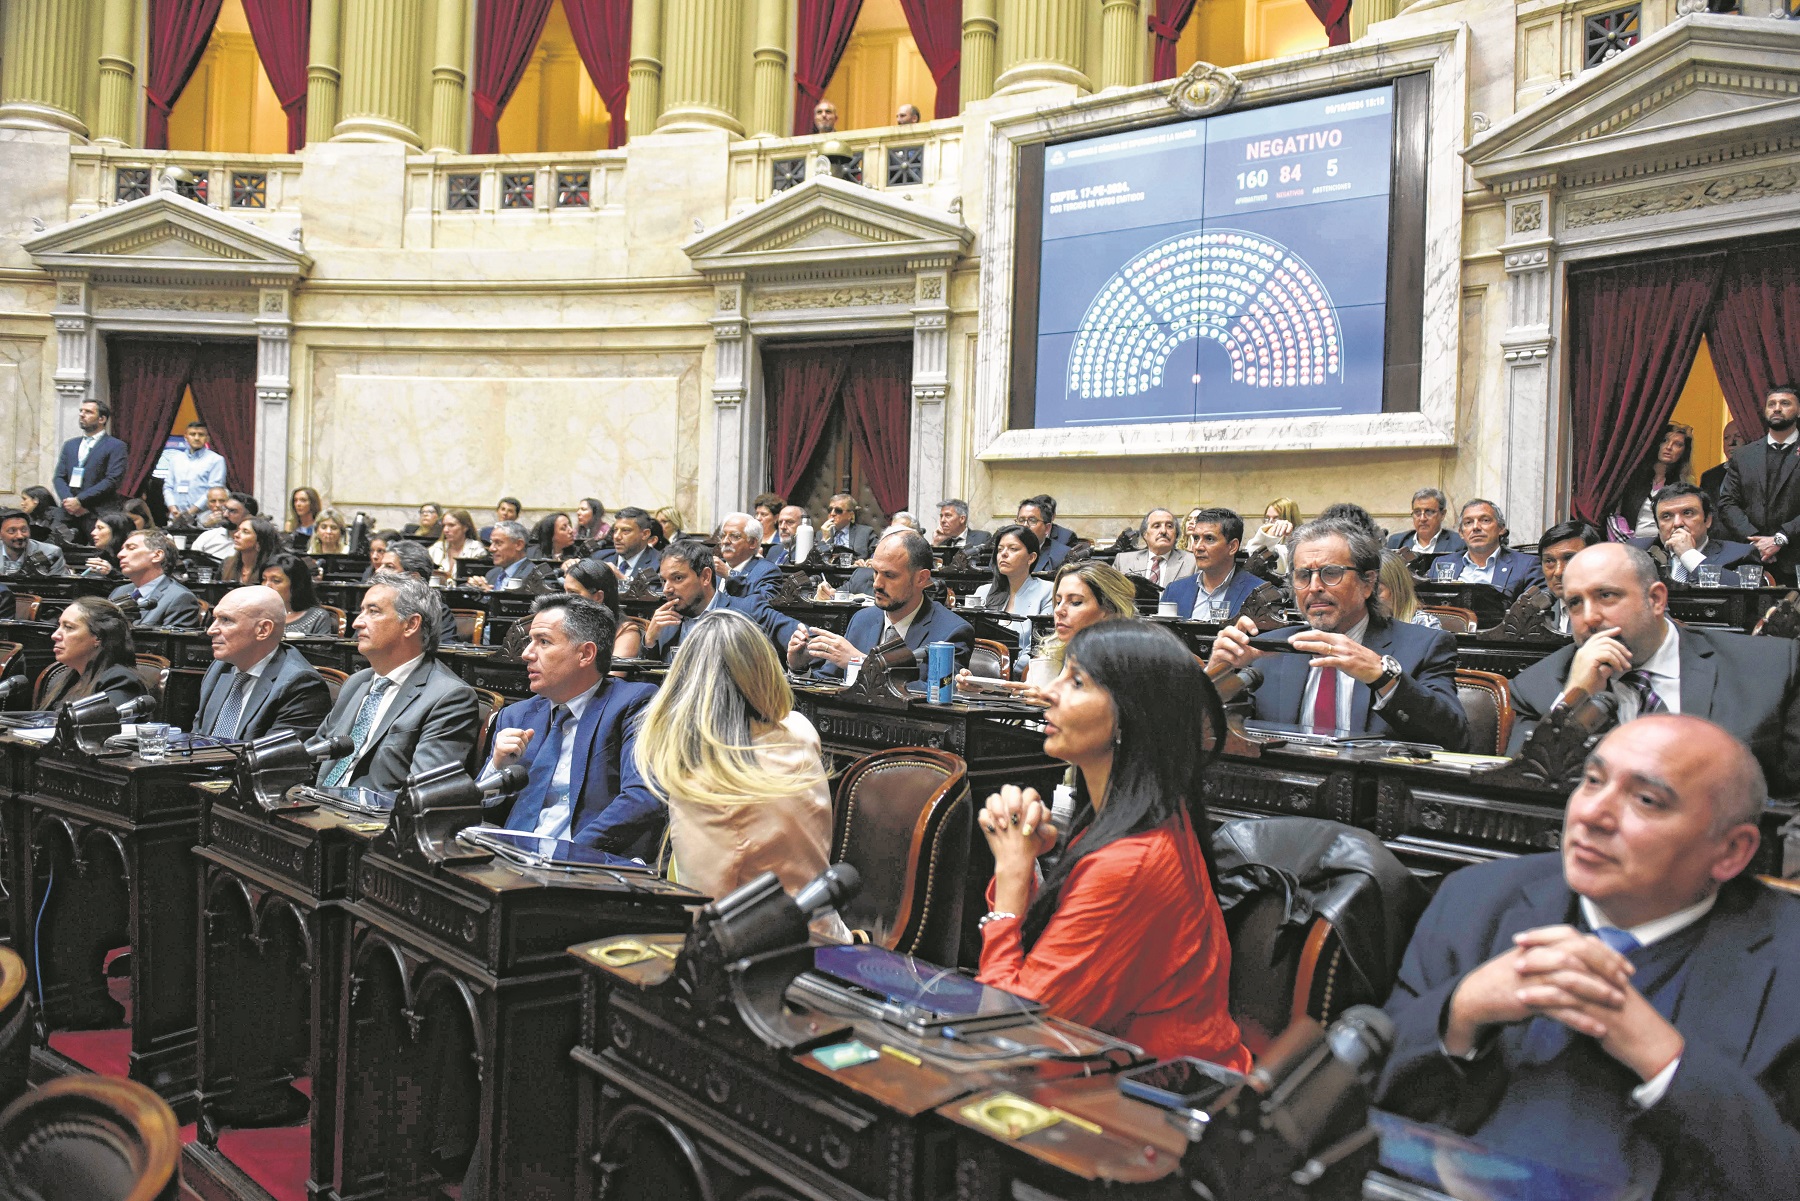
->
[763,339,913,526]
[106,337,258,519]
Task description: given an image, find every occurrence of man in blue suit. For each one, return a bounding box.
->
[590,506,662,580]
[53,399,128,536]
[787,529,973,680]
[1436,498,1544,600]
[482,593,663,857]
[716,512,784,603]
[1379,715,1800,1201]
[1384,486,1467,557]
[1629,482,1758,584]
[1161,508,1282,621]
[644,540,795,661]
[1205,517,1468,751]
[1017,495,1077,573]
[764,505,805,567]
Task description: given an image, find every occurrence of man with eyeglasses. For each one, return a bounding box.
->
[1016,495,1077,572]
[1206,517,1468,750]
[821,494,878,558]
[1385,487,1465,557]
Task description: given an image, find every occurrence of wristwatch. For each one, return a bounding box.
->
[1371,655,1403,692]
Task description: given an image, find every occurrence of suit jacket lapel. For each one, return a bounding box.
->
[568,685,608,805]
[239,648,287,732]
[903,599,936,653]
[1675,627,1717,719]
[1770,441,1800,511]
[364,663,430,752]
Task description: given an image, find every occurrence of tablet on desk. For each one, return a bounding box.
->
[454,826,656,873]
[795,943,1044,1034]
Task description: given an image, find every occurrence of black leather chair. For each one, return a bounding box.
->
[967,638,1012,681]
[1455,668,1515,756]
[0,1075,180,1200]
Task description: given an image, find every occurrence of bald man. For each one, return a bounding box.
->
[1507,541,1800,791]
[717,511,783,602]
[194,584,332,741]
[767,504,808,567]
[1381,715,1800,1201]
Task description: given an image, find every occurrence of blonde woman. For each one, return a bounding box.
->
[1245,497,1300,576]
[1378,550,1442,629]
[429,508,488,576]
[308,510,348,556]
[635,609,848,940]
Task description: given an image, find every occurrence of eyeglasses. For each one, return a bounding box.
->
[1291,565,1360,587]
[829,506,852,515]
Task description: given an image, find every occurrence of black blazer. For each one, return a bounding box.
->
[810,595,975,681]
[313,659,479,793]
[1384,528,1466,555]
[194,643,332,741]
[1506,623,1800,791]
[45,661,148,713]
[1719,438,1800,570]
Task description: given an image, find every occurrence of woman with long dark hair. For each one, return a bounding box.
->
[967,523,1050,655]
[529,512,579,561]
[975,620,1249,1067]
[1609,421,1693,539]
[262,553,338,637]
[563,558,643,659]
[220,517,282,586]
[574,498,609,543]
[82,512,134,575]
[42,596,148,711]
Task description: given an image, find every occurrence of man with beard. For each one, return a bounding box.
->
[644,540,794,661]
[787,530,973,679]
[52,399,128,537]
[1719,384,1800,575]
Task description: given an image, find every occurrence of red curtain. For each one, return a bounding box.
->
[1303,0,1352,46]
[1707,245,1800,438]
[187,342,261,495]
[109,340,198,497]
[470,0,558,155]
[1567,255,1725,524]
[840,343,913,520]
[564,0,633,148]
[898,0,961,121]
[792,0,865,136]
[765,347,851,500]
[241,0,311,152]
[1148,0,1199,81]
[144,0,225,149]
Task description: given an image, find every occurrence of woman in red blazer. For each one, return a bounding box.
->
[976,620,1250,1070]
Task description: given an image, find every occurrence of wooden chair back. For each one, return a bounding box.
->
[134,654,170,716]
[1454,667,1516,756]
[967,638,1012,681]
[1420,605,1479,633]
[316,666,350,707]
[319,604,348,637]
[12,594,40,622]
[470,687,508,773]
[450,608,486,645]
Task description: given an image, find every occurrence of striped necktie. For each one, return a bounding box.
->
[321,676,393,787]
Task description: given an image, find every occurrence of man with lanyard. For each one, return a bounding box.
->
[53,399,127,537]
[157,422,227,523]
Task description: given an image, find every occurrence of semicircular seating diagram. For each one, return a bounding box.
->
[1066,229,1344,401]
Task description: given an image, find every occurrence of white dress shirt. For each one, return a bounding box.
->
[1409,529,1451,554]
[1605,618,1682,721]
[191,526,234,559]
[1188,568,1239,619]
[68,434,100,489]
[1459,551,1498,585]
[366,653,425,733]
[1295,615,1396,731]
[529,683,601,839]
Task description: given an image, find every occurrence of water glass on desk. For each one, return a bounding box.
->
[1157,600,1178,618]
[1695,565,1722,589]
[1742,565,1766,588]
[1431,559,1456,583]
[137,723,170,761]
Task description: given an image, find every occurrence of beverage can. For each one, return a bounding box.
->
[926,641,955,704]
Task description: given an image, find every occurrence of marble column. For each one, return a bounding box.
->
[1498,193,1559,539]
[334,0,424,146]
[0,0,91,137]
[1096,0,1141,92]
[994,0,1088,95]
[426,0,468,152]
[910,262,953,514]
[748,0,788,138]
[93,0,137,145]
[306,0,343,145]
[960,0,997,106]
[625,0,664,139]
[709,279,755,515]
[656,0,743,134]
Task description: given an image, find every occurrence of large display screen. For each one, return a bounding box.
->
[1024,83,1405,429]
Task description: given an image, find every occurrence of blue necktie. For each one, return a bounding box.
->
[210,671,255,739]
[1518,925,1641,1063]
[1593,926,1640,955]
[507,705,570,834]
[321,676,392,787]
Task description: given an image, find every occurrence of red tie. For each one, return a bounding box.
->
[1311,666,1339,732]
[1151,555,1163,585]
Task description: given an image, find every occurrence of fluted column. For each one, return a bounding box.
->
[960,0,997,106]
[427,0,468,151]
[334,0,424,146]
[994,0,1088,95]
[0,0,91,137]
[656,0,743,134]
[748,0,788,137]
[306,0,343,144]
[1097,0,1141,91]
[625,0,664,139]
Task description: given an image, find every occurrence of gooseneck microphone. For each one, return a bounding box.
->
[479,764,531,805]
[304,733,355,762]
[793,864,861,926]
[0,676,27,703]
[116,695,157,723]
[1213,665,1264,704]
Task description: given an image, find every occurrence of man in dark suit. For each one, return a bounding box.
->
[1162,508,1282,622]
[477,496,520,544]
[313,572,478,793]
[1699,421,1748,506]
[482,594,662,856]
[821,494,878,558]
[1436,498,1544,600]
[1205,517,1468,750]
[1379,715,1800,1201]
[591,506,662,580]
[108,530,203,629]
[52,399,128,537]
[379,541,463,645]
[1017,495,1077,572]
[716,512,783,603]
[193,585,331,740]
[475,520,549,594]
[1384,486,1467,556]
[1719,383,1800,575]
[0,508,67,577]
[1506,542,1800,791]
[788,529,974,680]
[1628,482,1757,583]
[1503,517,1606,637]
[765,505,806,567]
[645,540,795,661]
[932,499,990,554]
[0,583,12,621]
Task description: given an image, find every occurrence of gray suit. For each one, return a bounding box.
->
[195,643,332,741]
[1112,547,1197,585]
[313,658,479,793]
[109,576,204,629]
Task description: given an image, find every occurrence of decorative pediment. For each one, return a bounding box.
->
[684,175,971,279]
[1465,14,1800,191]
[24,191,312,285]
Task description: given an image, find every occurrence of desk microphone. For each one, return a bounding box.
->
[0,676,27,703]
[1213,666,1264,704]
[793,863,861,925]
[305,733,354,761]
[480,764,530,803]
[116,695,156,723]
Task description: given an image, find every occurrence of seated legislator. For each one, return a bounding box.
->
[481,594,663,856]
[475,521,550,594]
[313,572,478,793]
[1378,716,1800,1201]
[786,530,974,679]
[968,523,1052,617]
[1114,508,1197,586]
[644,540,796,662]
[42,596,148,712]
[591,506,663,580]
[819,494,879,558]
[1505,543,1800,791]
[1162,508,1283,622]
[1385,487,1467,557]
[716,511,783,602]
[1629,482,1758,584]
[478,496,520,544]
[361,529,397,583]
[108,529,203,628]
[1379,551,1442,629]
[191,492,258,561]
[637,608,848,939]
[1205,518,1469,751]
[263,553,339,638]
[379,540,464,646]
[192,585,331,740]
[1438,499,1544,600]
[764,505,806,567]
[1017,496,1075,573]
[0,507,67,576]
[1499,519,1606,637]
[932,498,990,554]
[976,620,1250,1067]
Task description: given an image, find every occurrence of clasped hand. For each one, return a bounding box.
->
[1565,625,1633,697]
[786,623,857,669]
[980,785,1058,917]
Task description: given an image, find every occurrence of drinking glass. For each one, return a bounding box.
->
[1695,565,1721,589]
[138,723,170,761]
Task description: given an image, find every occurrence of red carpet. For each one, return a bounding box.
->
[216,1124,311,1201]
[46,1028,131,1078]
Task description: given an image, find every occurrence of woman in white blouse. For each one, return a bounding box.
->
[967,524,1052,654]
[428,508,488,578]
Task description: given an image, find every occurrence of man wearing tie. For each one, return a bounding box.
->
[931,499,990,554]
[1718,384,1800,576]
[1507,518,1605,637]
[591,507,662,580]
[313,573,478,792]
[53,400,128,537]
[482,594,663,856]
[787,530,974,679]
[1630,483,1757,584]
[645,540,795,660]
[108,530,203,628]
[194,586,331,741]
[475,521,548,593]
[716,512,783,602]
[1114,508,1197,586]
[821,494,879,558]
[155,422,227,523]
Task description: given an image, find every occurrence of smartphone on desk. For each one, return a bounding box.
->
[1118,1057,1247,1112]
